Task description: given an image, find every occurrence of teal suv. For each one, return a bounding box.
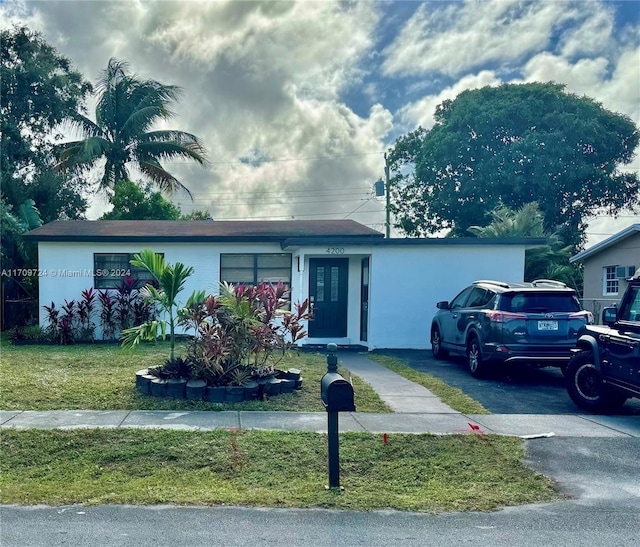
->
[431,279,593,377]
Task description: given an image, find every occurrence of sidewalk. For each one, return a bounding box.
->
[1,352,639,438]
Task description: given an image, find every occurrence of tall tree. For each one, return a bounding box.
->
[55,58,208,197]
[388,83,640,247]
[0,26,91,220]
[1,26,91,327]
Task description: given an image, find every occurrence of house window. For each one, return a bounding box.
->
[220,253,292,287]
[603,266,618,296]
[93,253,155,289]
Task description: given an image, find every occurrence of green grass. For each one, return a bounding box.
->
[0,429,559,511]
[368,354,490,414]
[0,342,390,413]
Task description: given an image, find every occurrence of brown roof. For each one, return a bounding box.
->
[25,220,384,243]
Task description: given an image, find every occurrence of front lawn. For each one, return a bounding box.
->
[0,429,559,511]
[0,342,390,412]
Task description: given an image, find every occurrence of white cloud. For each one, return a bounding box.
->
[1,0,390,227]
[396,70,502,130]
[521,47,640,124]
[1,0,638,238]
[382,0,582,78]
[558,3,615,58]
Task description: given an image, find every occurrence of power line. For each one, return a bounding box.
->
[211,206,385,221]
[177,185,374,198]
[185,198,371,208]
[206,151,385,165]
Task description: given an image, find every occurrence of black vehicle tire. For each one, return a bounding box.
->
[431,326,449,359]
[466,336,489,378]
[565,351,627,412]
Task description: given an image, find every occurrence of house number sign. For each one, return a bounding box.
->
[325,248,345,254]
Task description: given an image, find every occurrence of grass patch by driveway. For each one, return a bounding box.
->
[368,354,490,414]
[0,429,558,511]
[0,342,390,413]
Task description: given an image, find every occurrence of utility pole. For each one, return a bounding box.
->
[384,152,390,238]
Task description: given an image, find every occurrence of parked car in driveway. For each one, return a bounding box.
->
[431,279,593,377]
[565,269,640,412]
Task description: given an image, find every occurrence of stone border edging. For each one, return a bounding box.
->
[135,369,303,403]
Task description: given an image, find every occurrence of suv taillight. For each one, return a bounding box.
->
[486,311,528,323]
[569,311,594,324]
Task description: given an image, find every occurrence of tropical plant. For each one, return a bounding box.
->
[42,299,76,344]
[121,249,195,362]
[42,302,60,340]
[175,281,311,386]
[54,58,208,196]
[467,202,546,239]
[114,277,137,331]
[1,198,43,266]
[98,291,117,340]
[76,288,96,341]
[10,324,46,342]
[149,356,192,380]
[468,202,582,290]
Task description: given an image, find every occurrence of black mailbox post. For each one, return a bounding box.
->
[321,343,355,489]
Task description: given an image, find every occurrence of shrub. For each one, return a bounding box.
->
[174,281,311,386]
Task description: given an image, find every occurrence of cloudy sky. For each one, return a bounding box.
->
[2,0,639,246]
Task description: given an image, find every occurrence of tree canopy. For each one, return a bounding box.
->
[1,26,91,325]
[387,83,640,247]
[101,180,182,220]
[55,58,208,197]
[1,26,91,223]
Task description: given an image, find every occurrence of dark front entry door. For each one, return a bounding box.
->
[309,258,348,338]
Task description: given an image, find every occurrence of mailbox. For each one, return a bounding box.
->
[321,372,355,412]
[321,343,354,489]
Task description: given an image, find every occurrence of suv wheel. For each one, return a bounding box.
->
[431,327,448,359]
[467,336,489,378]
[565,351,627,412]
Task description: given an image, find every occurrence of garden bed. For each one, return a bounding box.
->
[136,368,303,402]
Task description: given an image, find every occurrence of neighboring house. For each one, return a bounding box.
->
[570,223,640,322]
[25,220,542,350]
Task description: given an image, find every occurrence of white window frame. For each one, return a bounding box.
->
[603,266,619,296]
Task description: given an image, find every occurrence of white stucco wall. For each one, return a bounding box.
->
[37,240,526,349]
[366,245,526,350]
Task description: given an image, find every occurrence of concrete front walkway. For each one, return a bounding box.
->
[337,352,458,413]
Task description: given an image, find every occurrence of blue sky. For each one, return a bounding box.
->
[2,0,639,244]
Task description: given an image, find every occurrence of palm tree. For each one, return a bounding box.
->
[468,202,582,290]
[467,202,546,238]
[55,59,207,197]
[121,249,195,362]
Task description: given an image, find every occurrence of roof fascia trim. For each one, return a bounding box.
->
[570,224,640,263]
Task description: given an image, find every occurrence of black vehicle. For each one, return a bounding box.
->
[431,279,592,377]
[565,270,640,412]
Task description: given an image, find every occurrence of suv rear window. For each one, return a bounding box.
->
[500,292,581,313]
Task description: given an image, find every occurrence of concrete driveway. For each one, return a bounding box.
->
[378,350,640,415]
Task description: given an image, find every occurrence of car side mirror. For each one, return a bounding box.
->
[436,301,450,310]
[602,307,617,326]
